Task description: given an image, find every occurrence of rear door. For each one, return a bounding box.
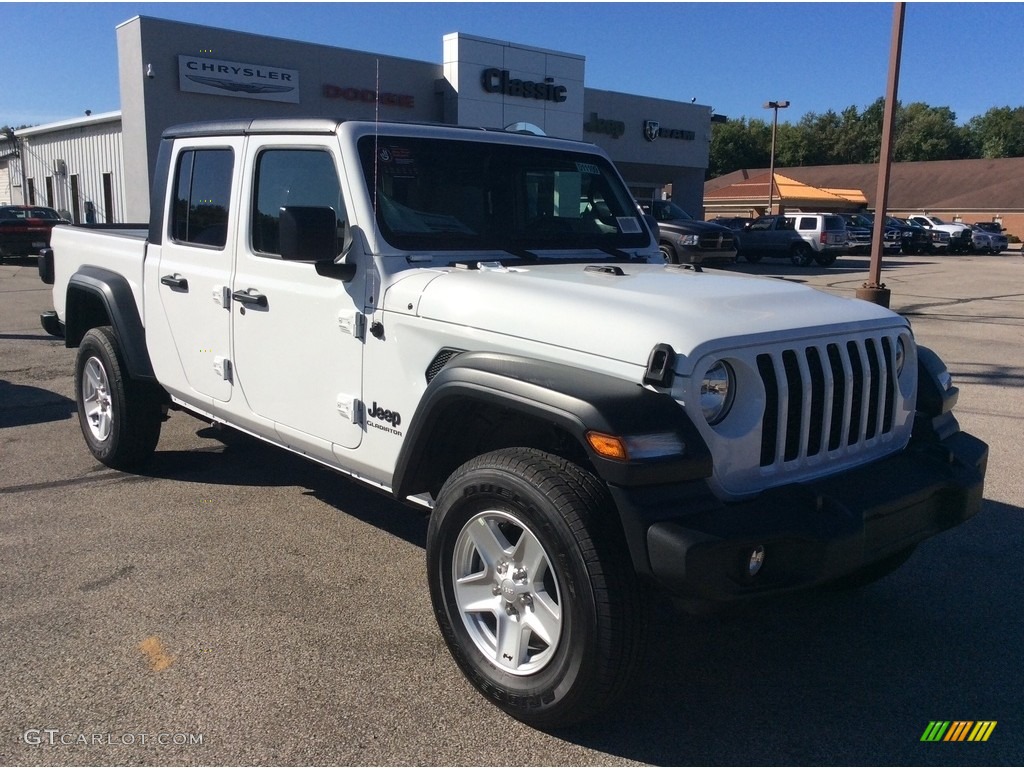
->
[152,139,242,403]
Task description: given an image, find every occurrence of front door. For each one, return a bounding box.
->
[230,139,366,457]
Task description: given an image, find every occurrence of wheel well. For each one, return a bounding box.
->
[410,400,592,499]
[65,288,112,347]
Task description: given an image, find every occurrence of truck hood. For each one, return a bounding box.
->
[386,261,904,374]
[656,218,733,236]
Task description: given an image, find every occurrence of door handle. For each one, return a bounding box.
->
[231,289,268,308]
[160,273,189,291]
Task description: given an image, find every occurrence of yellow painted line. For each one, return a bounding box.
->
[138,636,175,672]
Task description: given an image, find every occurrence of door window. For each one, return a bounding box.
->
[170,149,234,248]
[251,149,345,257]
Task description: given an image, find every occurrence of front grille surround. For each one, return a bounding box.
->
[680,326,916,500]
[697,232,735,251]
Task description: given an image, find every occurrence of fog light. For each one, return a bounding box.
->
[747,545,766,577]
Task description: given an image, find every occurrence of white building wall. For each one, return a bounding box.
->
[443,33,585,140]
[18,114,127,223]
[0,164,11,205]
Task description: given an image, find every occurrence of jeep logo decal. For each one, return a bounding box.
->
[369,401,401,428]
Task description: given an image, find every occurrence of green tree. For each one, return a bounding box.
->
[966,106,1024,158]
[707,117,770,178]
[892,103,968,161]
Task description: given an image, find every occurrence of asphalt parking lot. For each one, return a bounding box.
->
[1,250,1022,766]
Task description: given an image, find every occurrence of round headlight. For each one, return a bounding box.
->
[894,337,906,375]
[701,360,735,425]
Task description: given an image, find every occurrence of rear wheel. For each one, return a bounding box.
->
[75,326,162,470]
[427,448,646,728]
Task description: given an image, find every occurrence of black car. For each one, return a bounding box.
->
[640,200,737,265]
[854,213,922,254]
[884,216,935,254]
[838,213,874,254]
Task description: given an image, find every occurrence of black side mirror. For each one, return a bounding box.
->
[279,206,338,262]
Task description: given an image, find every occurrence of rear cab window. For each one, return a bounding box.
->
[170,148,234,248]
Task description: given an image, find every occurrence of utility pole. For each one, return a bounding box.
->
[763,100,789,215]
[857,2,905,308]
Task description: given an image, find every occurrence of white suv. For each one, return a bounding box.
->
[787,212,848,265]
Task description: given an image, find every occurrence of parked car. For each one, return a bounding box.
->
[732,215,803,264]
[847,212,909,254]
[968,223,1007,253]
[838,213,874,254]
[875,215,932,254]
[0,205,67,261]
[640,200,737,265]
[895,217,950,252]
[965,225,1008,254]
[986,229,1008,253]
[907,214,972,254]
[972,222,1005,235]
[787,212,848,265]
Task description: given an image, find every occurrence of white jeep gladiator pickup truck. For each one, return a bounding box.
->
[38,118,987,728]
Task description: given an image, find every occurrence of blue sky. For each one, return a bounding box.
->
[3,2,1021,128]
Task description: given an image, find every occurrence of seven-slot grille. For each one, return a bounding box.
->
[756,334,900,469]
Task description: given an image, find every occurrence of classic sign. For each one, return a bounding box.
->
[480,68,567,103]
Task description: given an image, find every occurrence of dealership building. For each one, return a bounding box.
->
[0,15,714,223]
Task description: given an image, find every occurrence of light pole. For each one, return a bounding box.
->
[763,100,789,214]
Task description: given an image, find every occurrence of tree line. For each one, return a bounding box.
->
[708,100,1024,178]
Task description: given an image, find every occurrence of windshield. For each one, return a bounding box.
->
[358,135,648,253]
[0,206,61,221]
[644,200,693,222]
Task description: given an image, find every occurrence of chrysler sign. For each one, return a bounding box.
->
[179,56,300,103]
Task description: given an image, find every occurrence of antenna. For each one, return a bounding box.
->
[373,58,379,218]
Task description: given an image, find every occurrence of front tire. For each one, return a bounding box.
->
[75,326,162,470]
[659,242,678,264]
[791,243,814,266]
[427,448,646,728]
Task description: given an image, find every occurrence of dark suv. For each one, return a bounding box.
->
[641,200,737,265]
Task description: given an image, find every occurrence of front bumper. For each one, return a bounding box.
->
[611,429,987,603]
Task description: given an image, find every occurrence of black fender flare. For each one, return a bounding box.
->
[65,266,155,381]
[392,351,711,499]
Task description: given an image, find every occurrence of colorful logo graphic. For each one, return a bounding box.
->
[920,721,997,742]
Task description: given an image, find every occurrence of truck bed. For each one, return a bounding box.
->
[49,224,149,323]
